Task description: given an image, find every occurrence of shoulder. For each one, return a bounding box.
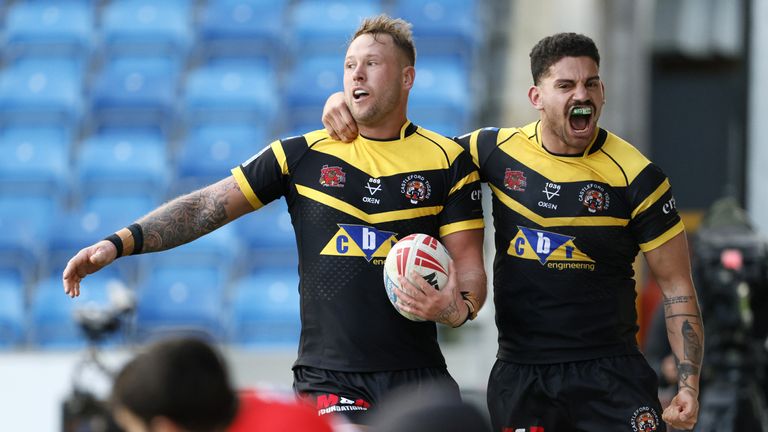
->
[413,125,468,162]
[599,130,655,182]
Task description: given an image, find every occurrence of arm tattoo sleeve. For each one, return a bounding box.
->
[138,180,238,252]
[682,319,703,363]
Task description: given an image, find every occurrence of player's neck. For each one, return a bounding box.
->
[358,112,407,140]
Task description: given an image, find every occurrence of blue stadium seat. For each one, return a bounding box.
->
[135,265,227,341]
[290,1,382,56]
[2,0,94,62]
[0,126,70,199]
[29,274,124,349]
[0,276,26,349]
[183,60,279,129]
[149,224,242,274]
[197,0,287,64]
[101,0,192,62]
[0,58,83,130]
[76,131,169,200]
[0,195,57,281]
[228,268,300,347]
[231,199,297,270]
[409,57,472,133]
[284,55,343,131]
[175,124,268,192]
[395,0,480,64]
[89,58,178,133]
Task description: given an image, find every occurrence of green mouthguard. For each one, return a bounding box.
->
[571,107,592,116]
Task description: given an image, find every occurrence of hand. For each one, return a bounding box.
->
[662,387,699,430]
[322,91,358,142]
[395,261,467,327]
[62,240,118,298]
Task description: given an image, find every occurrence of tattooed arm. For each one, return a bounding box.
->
[644,231,704,430]
[63,177,254,297]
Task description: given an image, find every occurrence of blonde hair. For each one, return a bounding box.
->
[351,14,416,66]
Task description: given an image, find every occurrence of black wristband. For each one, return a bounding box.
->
[127,223,144,255]
[104,233,124,258]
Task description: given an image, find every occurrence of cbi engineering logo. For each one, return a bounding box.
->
[320,224,398,263]
[507,226,595,271]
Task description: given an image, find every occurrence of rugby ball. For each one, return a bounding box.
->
[383,234,451,321]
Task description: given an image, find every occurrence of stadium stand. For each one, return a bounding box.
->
[2,0,483,348]
[0,274,25,348]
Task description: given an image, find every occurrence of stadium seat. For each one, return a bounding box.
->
[175,124,268,192]
[149,224,242,274]
[197,0,287,64]
[135,265,228,341]
[0,126,70,199]
[89,58,178,133]
[76,131,169,201]
[101,0,192,62]
[290,1,382,57]
[2,0,94,62]
[0,276,26,349]
[0,58,83,130]
[231,199,297,270]
[228,268,301,347]
[283,55,343,131]
[29,274,123,349]
[183,60,279,129]
[409,57,472,133]
[0,195,58,281]
[394,0,481,65]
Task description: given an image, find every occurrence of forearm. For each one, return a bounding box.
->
[662,290,704,394]
[138,177,248,253]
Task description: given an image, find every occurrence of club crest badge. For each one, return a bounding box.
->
[630,406,659,432]
[504,169,527,192]
[319,165,346,188]
[578,183,610,213]
[401,174,431,204]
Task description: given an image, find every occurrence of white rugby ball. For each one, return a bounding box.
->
[383,233,451,321]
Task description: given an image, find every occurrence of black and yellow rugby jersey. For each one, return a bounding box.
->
[232,122,483,372]
[457,121,684,364]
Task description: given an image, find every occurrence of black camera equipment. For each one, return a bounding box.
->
[692,201,768,432]
[62,282,135,432]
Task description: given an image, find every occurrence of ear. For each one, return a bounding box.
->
[402,65,415,91]
[528,85,543,110]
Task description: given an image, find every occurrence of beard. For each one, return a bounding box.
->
[350,87,401,126]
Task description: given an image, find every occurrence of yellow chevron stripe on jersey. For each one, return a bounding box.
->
[639,220,685,252]
[305,126,466,178]
[295,184,443,223]
[631,179,671,219]
[489,183,629,227]
[231,166,264,210]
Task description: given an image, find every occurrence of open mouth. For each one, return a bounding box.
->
[568,105,593,132]
[353,89,370,100]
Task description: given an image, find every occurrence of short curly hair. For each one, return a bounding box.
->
[529,33,600,84]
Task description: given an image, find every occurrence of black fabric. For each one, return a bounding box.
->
[487,356,666,432]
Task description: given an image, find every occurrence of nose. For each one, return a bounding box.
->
[572,82,589,101]
[351,63,365,82]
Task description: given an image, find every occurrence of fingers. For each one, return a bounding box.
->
[62,255,84,298]
[662,393,698,430]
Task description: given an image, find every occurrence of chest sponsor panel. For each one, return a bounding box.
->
[507,226,596,271]
[320,224,398,263]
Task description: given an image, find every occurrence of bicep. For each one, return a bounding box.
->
[644,231,694,295]
[205,176,255,223]
[442,229,484,270]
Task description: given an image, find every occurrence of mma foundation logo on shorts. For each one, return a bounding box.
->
[507,226,595,271]
[315,393,371,416]
[630,406,659,432]
[320,224,398,262]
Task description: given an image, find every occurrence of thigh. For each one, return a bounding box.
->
[564,356,667,432]
[487,360,574,432]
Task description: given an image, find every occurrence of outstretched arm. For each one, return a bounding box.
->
[645,231,704,430]
[62,176,253,297]
[395,229,487,327]
[322,91,358,142]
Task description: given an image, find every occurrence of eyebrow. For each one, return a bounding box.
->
[554,75,601,84]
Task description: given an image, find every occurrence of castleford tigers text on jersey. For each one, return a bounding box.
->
[457,121,683,364]
[232,122,483,372]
